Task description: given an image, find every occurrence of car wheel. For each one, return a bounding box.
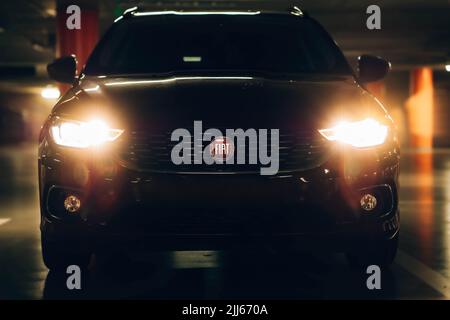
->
[346,232,399,269]
[41,234,92,270]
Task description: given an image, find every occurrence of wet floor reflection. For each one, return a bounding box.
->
[399,150,450,279]
[42,249,398,300]
[413,152,434,263]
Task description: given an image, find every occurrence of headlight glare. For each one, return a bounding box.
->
[319,118,388,148]
[50,118,123,148]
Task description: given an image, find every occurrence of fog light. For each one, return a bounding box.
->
[360,194,377,211]
[64,195,81,213]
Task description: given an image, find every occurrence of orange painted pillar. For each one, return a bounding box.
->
[56,0,99,92]
[405,68,434,148]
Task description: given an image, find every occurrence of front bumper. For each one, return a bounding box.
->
[38,138,400,250]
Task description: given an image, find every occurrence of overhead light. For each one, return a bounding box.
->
[183,56,202,62]
[45,8,56,17]
[32,43,45,52]
[445,64,450,72]
[41,86,61,100]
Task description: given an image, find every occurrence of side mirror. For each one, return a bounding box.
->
[357,55,391,83]
[47,55,77,84]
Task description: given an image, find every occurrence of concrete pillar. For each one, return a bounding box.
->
[405,68,434,148]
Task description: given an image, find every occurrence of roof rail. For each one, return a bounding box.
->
[289,5,305,17]
[123,6,139,17]
[113,6,139,23]
[115,5,307,22]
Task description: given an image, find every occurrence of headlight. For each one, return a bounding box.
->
[50,118,124,148]
[318,118,388,148]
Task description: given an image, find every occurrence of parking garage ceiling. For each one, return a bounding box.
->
[0,0,448,70]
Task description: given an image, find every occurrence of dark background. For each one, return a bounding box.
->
[0,0,450,300]
[0,0,448,147]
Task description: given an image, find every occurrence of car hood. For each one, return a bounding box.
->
[53,75,390,132]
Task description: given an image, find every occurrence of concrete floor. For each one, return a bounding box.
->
[0,144,449,299]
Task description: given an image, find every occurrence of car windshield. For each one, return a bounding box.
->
[84,13,351,76]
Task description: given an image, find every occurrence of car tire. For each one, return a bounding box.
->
[346,232,399,269]
[41,234,92,270]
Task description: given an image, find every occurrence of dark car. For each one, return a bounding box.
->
[39,7,400,270]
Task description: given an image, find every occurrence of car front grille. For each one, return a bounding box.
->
[118,128,331,174]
